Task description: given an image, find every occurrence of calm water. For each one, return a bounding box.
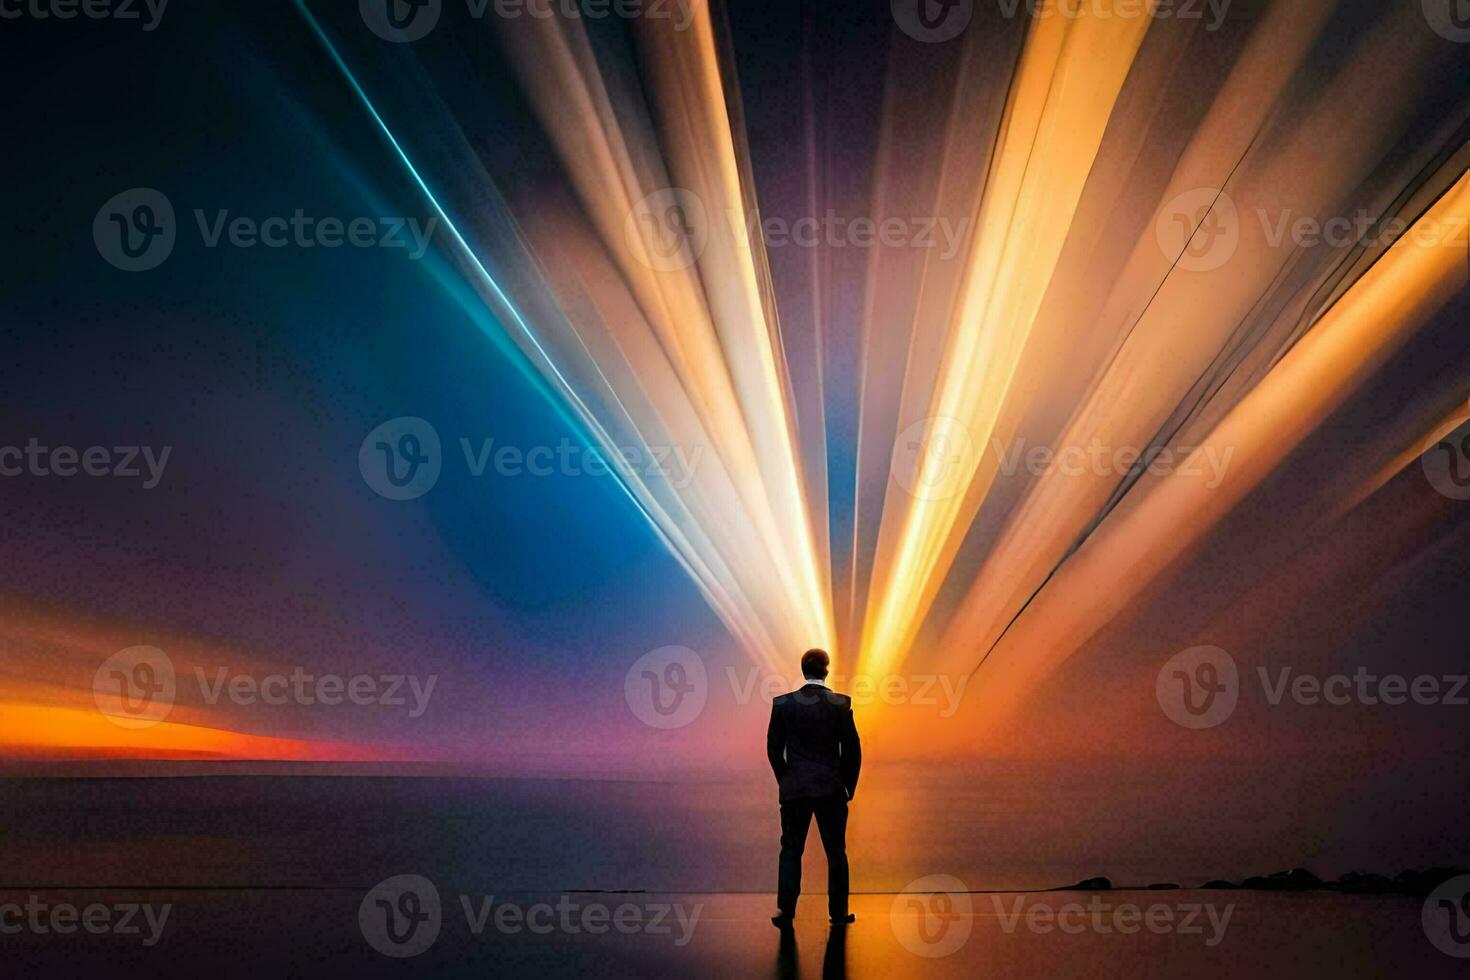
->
[1,776,1462,976]
[0,768,1392,891]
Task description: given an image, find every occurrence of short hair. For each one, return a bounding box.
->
[800,648,830,680]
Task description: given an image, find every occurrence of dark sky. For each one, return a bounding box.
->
[0,1,738,763]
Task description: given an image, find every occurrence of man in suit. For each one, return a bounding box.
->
[766,648,861,927]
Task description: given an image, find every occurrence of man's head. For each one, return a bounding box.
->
[800,648,830,681]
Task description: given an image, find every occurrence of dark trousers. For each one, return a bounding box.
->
[777,795,849,917]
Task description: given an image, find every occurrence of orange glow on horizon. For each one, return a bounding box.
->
[0,702,399,762]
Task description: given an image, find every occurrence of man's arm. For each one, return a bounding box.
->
[839,704,861,800]
[766,700,786,783]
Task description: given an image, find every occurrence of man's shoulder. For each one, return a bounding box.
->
[774,687,851,706]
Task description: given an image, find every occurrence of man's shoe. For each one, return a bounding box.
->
[830,913,855,925]
[771,914,795,929]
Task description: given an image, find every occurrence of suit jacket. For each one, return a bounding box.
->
[767,683,861,802]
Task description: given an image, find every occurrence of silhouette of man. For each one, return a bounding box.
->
[767,648,861,927]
